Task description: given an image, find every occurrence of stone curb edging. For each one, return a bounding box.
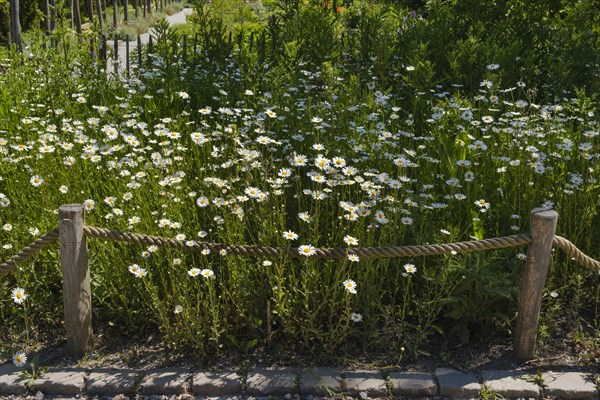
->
[1,364,598,399]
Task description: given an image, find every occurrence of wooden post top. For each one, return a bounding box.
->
[530,207,559,219]
[59,204,85,211]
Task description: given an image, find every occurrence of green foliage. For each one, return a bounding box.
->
[116,24,139,40]
[187,0,232,61]
[20,354,48,393]
[480,383,505,400]
[524,370,547,388]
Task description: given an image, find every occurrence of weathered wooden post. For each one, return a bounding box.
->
[113,34,118,60]
[59,205,92,356]
[101,33,107,60]
[259,31,266,59]
[137,34,142,68]
[514,208,558,361]
[90,36,95,60]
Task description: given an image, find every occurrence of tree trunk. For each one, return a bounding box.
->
[9,0,21,48]
[112,0,117,30]
[73,0,82,34]
[43,0,51,35]
[49,0,56,30]
[96,0,103,31]
[86,0,93,23]
[67,0,73,29]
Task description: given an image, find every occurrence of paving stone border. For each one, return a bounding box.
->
[0,364,598,399]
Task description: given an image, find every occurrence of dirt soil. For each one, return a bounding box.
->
[20,323,598,374]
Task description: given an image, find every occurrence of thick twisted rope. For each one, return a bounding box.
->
[83,226,532,259]
[0,228,60,277]
[553,236,600,272]
[1,227,599,277]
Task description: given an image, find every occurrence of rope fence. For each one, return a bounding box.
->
[2,226,598,276]
[82,226,534,259]
[552,236,600,272]
[0,228,59,276]
[1,205,599,361]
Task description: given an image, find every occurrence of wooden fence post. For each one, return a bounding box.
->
[101,33,107,60]
[113,34,118,61]
[59,204,92,356]
[514,208,558,361]
[137,34,142,68]
[126,34,130,77]
[182,35,187,64]
[147,34,152,64]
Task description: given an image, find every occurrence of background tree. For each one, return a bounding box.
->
[9,0,21,47]
[1,0,43,45]
[73,0,81,33]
